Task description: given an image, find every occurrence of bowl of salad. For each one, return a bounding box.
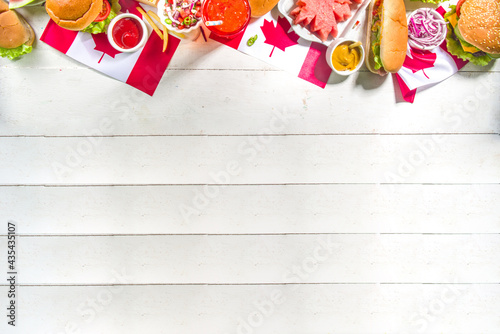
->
[157,0,203,34]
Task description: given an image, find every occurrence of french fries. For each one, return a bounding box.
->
[136,6,163,40]
[147,10,162,26]
[136,6,171,52]
[147,10,169,52]
[163,27,169,52]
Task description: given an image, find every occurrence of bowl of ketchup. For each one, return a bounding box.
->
[107,13,148,53]
[202,0,251,39]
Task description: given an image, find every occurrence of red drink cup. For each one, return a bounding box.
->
[202,0,251,39]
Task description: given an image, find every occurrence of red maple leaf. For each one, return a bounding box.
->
[403,48,437,79]
[92,33,122,63]
[261,16,300,57]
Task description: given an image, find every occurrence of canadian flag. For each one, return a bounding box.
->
[210,11,332,88]
[40,0,180,96]
[395,6,468,103]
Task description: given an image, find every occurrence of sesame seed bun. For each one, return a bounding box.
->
[45,0,104,31]
[457,0,500,54]
[0,9,35,49]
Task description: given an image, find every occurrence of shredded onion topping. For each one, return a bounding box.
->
[408,8,447,49]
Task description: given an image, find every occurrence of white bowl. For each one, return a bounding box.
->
[407,8,447,51]
[326,38,365,76]
[157,0,203,36]
[107,13,148,53]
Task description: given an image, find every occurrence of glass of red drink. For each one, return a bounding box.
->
[202,0,252,39]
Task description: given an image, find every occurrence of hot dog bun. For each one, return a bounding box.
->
[365,0,408,75]
[249,0,279,17]
[457,0,500,54]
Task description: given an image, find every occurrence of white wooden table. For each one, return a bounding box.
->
[1,1,499,333]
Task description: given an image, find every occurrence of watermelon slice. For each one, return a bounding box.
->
[292,2,315,26]
[9,0,45,9]
[310,0,338,41]
[290,0,354,41]
[333,2,351,21]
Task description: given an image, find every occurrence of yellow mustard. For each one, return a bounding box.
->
[332,43,361,71]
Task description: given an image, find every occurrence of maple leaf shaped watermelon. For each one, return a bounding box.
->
[290,0,360,42]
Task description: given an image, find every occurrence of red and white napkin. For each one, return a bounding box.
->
[40,0,180,96]
[394,6,468,103]
[210,11,332,89]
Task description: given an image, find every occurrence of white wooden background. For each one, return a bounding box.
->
[1,0,499,333]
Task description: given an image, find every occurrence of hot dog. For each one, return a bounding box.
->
[365,0,408,75]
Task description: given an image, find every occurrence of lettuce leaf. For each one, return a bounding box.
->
[372,31,382,69]
[445,28,491,66]
[82,7,118,34]
[0,44,32,60]
[370,10,382,70]
[373,44,383,70]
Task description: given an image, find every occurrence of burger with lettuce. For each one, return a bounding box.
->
[45,0,121,34]
[444,0,500,66]
[0,0,35,59]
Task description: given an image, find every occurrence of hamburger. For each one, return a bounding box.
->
[0,0,35,59]
[365,0,408,75]
[444,0,500,66]
[45,0,121,34]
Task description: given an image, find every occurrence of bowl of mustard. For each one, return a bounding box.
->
[326,38,364,76]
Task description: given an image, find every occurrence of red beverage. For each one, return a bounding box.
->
[112,17,144,49]
[202,0,251,38]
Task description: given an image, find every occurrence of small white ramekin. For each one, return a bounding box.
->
[407,8,447,51]
[326,38,365,76]
[107,13,148,53]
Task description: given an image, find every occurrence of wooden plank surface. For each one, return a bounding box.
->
[1,184,498,234]
[1,69,499,136]
[3,234,499,284]
[0,135,499,184]
[1,284,499,334]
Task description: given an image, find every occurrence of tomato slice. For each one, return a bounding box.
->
[456,0,467,17]
[94,0,111,22]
